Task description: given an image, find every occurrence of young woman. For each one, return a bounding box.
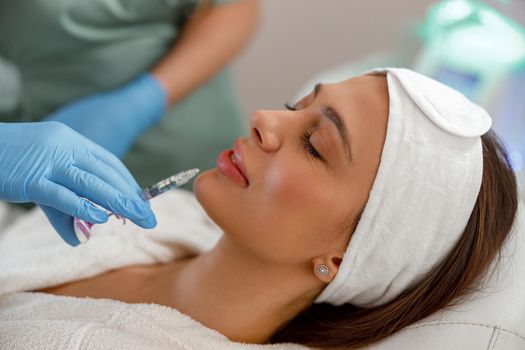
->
[0,68,520,349]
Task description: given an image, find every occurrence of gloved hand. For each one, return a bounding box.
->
[0,121,157,246]
[45,74,167,159]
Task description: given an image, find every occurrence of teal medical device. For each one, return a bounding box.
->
[295,0,524,194]
[413,0,525,172]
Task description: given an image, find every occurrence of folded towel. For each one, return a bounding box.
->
[0,190,309,350]
[0,189,221,297]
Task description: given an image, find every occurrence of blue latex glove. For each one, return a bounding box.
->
[0,121,157,246]
[45,74,167,159]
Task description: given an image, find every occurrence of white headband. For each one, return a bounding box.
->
[314,68,492,307]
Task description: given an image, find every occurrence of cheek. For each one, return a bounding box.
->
[255,163,347,257]
[261,161,342,223]
[193,162,354,265]
[260,162,316,208]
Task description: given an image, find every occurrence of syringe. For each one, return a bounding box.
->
[141,168,200,200]
[73,168,200,244]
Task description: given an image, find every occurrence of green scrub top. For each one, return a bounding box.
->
[0,0,246,187]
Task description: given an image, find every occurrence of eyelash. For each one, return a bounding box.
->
[302,130,323,160]
[284,103,297,111]
[284,103,323,161]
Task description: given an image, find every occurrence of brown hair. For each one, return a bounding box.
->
[269,131,519,349]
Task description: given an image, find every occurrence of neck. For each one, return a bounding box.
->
[167,234,323,344]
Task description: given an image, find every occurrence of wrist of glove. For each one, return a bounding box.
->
[45,74,168,158]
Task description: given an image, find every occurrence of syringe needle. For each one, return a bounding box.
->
[141,168,200,200]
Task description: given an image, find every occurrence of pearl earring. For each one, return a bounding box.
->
[317,264,329,276]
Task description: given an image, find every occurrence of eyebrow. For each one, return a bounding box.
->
[314,83,353,162]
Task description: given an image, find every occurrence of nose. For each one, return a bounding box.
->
[250,110,285,153]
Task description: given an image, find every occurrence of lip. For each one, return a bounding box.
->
[232,139,249,182]
[216,140,249,187]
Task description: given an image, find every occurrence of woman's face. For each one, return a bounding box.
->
[194,75,389,265]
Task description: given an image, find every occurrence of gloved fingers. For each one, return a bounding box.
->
[40,204,81,247]
[97,151,142,191]
[54,166,156,229]
[78,144,142,195]
[75,151,142,201]
[32,179,109,224]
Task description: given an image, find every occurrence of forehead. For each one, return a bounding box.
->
[324,75,389,123]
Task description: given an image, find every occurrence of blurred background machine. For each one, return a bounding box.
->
[295,0,525,199]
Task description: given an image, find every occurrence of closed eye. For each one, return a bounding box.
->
[284,103,297,111]
[285,103,324,161]
[301,130,323,160]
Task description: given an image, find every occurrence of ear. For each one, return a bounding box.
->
[311,254,344,283]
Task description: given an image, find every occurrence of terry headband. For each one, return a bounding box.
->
[314,68,492,307]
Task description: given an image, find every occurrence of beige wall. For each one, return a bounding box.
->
[231,0,437,116]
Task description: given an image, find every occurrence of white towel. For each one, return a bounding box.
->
[0,190,309,350]
[0,187,523,350]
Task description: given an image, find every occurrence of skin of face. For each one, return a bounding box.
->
[194,75,389,281]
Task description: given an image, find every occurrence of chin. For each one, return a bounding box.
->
[194,168,252,244]
[194,169,231,231]
[194,169,218,207]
